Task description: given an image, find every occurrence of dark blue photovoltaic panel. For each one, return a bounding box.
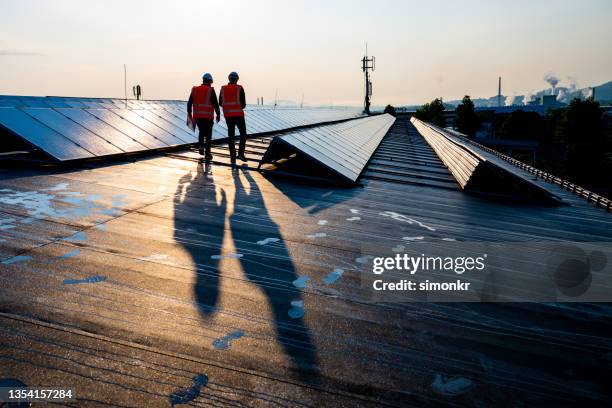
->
[45,98,73,108]
[87,109,167,149]
[0,94,363,162]
[59,109,148,153]
[262,114,395,182]
[109,109,185,146]
[137,109,196,144]
[149,110,199,143]
[18,97,52,108]
[0,107,91,160]
[23,108,124,156]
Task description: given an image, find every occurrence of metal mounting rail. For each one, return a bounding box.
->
[444,127,612,212]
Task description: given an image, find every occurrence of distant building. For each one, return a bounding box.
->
[541,94,565,111]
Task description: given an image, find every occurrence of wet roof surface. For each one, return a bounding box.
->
[1,119,612,406]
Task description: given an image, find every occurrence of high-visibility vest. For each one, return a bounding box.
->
[192,85,214,119]
[220,84,244,118]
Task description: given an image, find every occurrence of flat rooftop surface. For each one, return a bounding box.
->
[1,126,612,406]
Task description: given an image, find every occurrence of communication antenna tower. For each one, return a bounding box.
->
[361,43,375,114]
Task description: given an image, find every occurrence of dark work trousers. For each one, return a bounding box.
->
[225,116,247,161]
[195,118,214,157]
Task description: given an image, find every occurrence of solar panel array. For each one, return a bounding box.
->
[260,113,396,182]
[0,95,362,161]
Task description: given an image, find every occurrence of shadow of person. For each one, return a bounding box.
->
[228,167,321,384]
[174,160,227,317]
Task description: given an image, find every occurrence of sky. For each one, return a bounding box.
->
[1,0,611,106]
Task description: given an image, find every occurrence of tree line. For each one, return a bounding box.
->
[412,96,611,197]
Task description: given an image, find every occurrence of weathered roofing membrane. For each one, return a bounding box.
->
[1,96,611,406]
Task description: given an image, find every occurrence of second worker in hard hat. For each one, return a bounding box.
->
[219,72,247,162]
[187,73,221,161]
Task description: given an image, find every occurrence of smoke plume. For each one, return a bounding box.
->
[544,73,560,95]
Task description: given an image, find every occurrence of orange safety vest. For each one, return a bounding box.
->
[192,85,214,120]
[220,84,244,118]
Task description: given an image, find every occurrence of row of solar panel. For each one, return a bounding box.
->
[0,95,358,112]
[0,95,184,110]
[262,113,396,182]
[0,96,362,161]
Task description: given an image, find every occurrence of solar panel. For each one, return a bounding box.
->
[0,97,19,107]
[86,109,167,149]
[0,107,91,160]
[18,98,51,108]
[1,94,364,162]
[22,108,124,156]
[150,110,199,143]
[136,110,197,143]
[260,114,395,182]
[58,108,149,153]
[108,109,185,146]
[45,98,72,108]
[65,101,88,108]
[82,101,106,109]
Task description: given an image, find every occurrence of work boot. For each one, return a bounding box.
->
[237,153,247,162]
[205,154,213,162]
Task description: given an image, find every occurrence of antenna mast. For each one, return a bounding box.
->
[123,64,127,108]
[361,43,375,114]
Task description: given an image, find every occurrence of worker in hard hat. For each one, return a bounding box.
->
[219,71,247,162]
[187,73,220,161]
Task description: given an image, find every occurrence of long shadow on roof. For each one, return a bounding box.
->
[173,162,321,384]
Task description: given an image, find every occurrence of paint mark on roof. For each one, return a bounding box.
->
[356,255,373,264]
[169,374,208,406]
[63,275,106,285]
[346,216,361,221]
[257,237,280,245]
[288,300,305,319]
[58,249,80,259]
[141,253,169,262]
[293,275,309,288]
[63,231,86,241]
[211,253,243,260]
[2,255,32,265]
[44,183,69,191]
[212,330,245,350]
[380,211,436,231]
[317,220,328,225]
[431,373,473,396]
[323,268,344,284]
[306,232,327,238]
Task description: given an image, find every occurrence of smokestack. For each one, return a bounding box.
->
[544,73,559,96]
[498,77,502,107]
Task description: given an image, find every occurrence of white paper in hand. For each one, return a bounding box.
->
[186,114,196,132]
